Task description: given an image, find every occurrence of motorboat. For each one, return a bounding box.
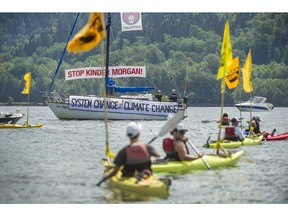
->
[0,109,24,124]
[235,96,274,112]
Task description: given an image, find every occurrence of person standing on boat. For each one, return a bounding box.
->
[162,124,202,161]
[169,89,178,102]
[155,90,162,101]
[224,117,244,141]
[161,92,169,102]
[97,122,160,186]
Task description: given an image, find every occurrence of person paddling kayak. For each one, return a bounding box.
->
[97,122,160,186]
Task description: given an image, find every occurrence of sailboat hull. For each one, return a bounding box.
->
[47,101,187,120]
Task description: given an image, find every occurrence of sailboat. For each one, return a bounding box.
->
[45,13,187,120]
[0,72,44,129]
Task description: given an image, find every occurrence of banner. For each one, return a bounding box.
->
[121,12,142,32]
[225,56,240,89]
[242,49,253,93]
[69,95,179,116]
[21,72,31,94]
[65,66,146,80]
[217,20,233,80]
[67,13,106,53]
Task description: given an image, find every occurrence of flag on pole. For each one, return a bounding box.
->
[225,56,240,89]
[21,72,31,94]
[121,12,142,32]
[67,13,106,53]
[242,49,253,93]
[217,20,233,80]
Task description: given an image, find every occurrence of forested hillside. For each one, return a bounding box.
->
[0,13,288,106]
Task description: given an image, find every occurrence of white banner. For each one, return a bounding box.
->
[69,95,179,116]
[65,66,146,80]
[121,12,142,32]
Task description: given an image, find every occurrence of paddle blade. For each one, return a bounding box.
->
[158,109,185,137]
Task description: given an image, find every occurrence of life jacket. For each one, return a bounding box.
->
[162,138,175,154]
[221,117,230,126]
[225,126,239,141]
[125,143,150,165]
[122,142,152,177]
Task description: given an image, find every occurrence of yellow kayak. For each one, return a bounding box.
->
[102,160,170,198]
[152,150,244,173]
[0,123,44,129]
[205,135,263,148]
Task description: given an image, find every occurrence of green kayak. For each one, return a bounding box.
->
[205,135,263,148]
[102,160,170,198]
[151,150,244,173]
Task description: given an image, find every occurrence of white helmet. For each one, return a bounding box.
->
[126,122,142,138]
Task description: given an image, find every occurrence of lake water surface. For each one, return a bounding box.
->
[0,106,287,204]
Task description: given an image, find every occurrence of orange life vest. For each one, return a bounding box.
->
[125,143,150,165]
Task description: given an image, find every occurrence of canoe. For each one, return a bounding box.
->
[205,135,263,148]
[102,160,170,198]
[0,123,44,129]
[264,132,288,141]
[151,150,244,173]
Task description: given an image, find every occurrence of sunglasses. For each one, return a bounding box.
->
[179,131,186,135]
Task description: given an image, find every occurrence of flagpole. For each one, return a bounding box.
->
[25,93,30,125]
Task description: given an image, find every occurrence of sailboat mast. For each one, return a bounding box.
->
[104,12,111,95]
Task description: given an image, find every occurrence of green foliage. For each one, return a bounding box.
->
[0,13,287,106]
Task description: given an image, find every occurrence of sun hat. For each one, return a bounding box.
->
[254,115,263,121]
[231,117,241,123]
[126,122,142,138]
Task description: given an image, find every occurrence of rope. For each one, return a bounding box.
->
[48,13,80,93]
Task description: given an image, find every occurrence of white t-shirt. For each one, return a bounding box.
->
[234,126,245,141]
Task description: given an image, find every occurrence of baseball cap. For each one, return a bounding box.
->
[231,117,241,123]
[126,122,142,138]
[175,124,188,132]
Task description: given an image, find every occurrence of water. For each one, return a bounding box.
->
[0,106,288,204]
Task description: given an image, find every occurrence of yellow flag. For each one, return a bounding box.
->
[67,13,106,53]
[21,72,31,94]
[242,49,253,93]
[217,20,233,80]
[225,56,240,89]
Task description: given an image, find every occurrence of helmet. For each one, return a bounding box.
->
[126,122,142,138]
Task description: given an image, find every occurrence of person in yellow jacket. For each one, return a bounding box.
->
[161,92,169,102]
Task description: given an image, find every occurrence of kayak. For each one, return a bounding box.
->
[264,132,288,141]
[205,135,263,148]
[102,160,170,198]
[0,123,44,129]
[151,150,244,173]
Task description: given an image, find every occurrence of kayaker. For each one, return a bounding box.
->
[217,113,230,126]
[96,122,160,186]
[224,117,245,141]
[162,124,202,161]
[249,115,269,137]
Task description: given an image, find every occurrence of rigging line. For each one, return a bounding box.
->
[48,13,80,94]
[143,15,183,96]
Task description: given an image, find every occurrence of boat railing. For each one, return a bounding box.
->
[42,91,65,103]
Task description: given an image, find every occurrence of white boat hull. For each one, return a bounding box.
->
[47,101,186,120]
[235,103,273,112]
